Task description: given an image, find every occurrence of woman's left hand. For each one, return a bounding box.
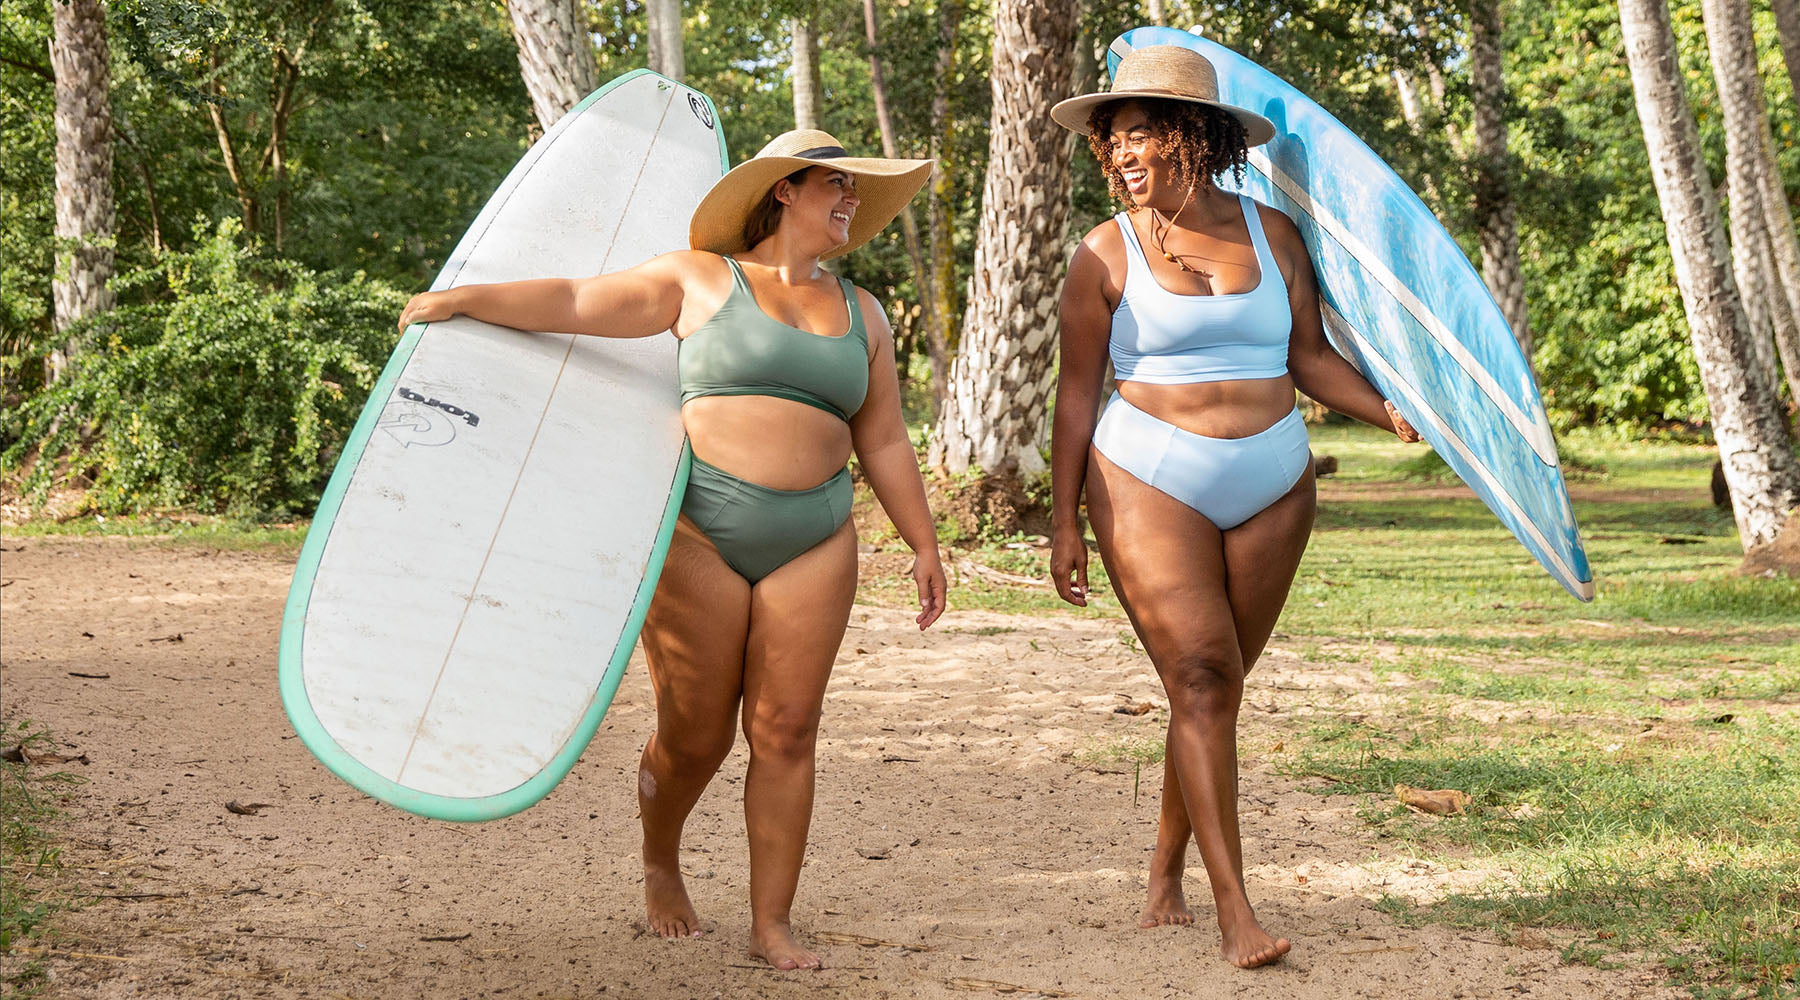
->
[910,548,948,630]
[1384,400,1422,443]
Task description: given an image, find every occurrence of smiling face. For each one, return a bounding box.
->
[1086,98,1250,211]
[776,167,861,249]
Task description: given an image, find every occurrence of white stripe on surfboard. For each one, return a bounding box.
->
[1321,301,1594,600]
[1108,32,1560,468]
[394,81,685,785]
[1244,147,1560,467]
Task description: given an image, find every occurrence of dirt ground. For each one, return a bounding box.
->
[0,537,1685,1000]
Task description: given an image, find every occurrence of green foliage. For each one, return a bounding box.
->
[0,0,55,379]
[2,220,404,516]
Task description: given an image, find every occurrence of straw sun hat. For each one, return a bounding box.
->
[1050,45,1274,146]
[689,129,933,260]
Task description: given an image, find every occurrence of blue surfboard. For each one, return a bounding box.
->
[1109,27,1594,601]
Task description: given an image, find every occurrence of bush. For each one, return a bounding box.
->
[2,220,406,517]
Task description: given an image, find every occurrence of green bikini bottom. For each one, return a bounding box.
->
[681,455,853,583]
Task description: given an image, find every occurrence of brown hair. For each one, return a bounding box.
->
[1085,99,1248,209]
[740,167,816,249]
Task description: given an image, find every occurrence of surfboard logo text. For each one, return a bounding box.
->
[688,94,714,129]
[397,387,480,427]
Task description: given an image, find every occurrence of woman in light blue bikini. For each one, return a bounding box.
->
[398,130,947,971]
[1048,46,1420,969]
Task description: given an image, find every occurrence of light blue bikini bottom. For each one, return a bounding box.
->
[1092,393,1311,531]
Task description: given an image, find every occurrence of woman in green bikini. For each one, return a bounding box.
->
[397,130,947,971]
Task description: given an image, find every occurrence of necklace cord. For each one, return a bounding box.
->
[1146,186,1216,290]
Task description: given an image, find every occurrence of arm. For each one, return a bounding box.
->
[396,250,715,339]
[848,288,947,629]
[1265,208,1421,442]
[1050,236,1119,607]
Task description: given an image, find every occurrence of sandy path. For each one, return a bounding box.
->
[0,538,1680,999]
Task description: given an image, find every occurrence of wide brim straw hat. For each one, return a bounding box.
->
[1050,45,1274,146]
[689,129,934,260]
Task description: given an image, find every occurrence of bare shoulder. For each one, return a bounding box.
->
[1250,200,1304,248]
[1249,200,1312,283]
[1078,215,1127,262]
[850,282,894,359]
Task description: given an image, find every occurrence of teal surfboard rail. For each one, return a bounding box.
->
[279,70,730,821]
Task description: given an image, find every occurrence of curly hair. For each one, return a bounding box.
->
[1085,99,1249,209]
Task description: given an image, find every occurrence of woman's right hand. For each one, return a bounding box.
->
[1050,521,1090,607]
[397,290,459,333]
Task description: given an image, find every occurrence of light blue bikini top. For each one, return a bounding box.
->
[1109,194,1292,385]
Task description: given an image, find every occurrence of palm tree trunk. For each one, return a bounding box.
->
[49,0,114,383]
[1470,0,1531,359]
[1619,0,1800,549]
[506,0,599,131]
[929,0,1078,476]
[1771,0,1800,102]
[647,0,684,81]
[791,17,821,130]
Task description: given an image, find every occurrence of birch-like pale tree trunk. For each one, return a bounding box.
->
[924,0,964,419]
[929,0,1078,476]
[506,0,598,130]
[1470,0,1531,358]
[1704,0,1786,388]
[1619,0,1800,549]
[50,0,114,383]
[1147,0,1167,25]
[647,0,684,81]
[862,0,933,361]
[1757,118,1800,407]
[791,18,821,130]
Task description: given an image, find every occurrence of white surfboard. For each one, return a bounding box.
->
[279,70,729,821]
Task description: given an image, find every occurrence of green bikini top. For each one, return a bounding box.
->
[678,257,870,421]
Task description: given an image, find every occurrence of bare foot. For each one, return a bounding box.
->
[644,864,702,939]
[1218,908,1290,969]
[749,922,822,971]
[1138,876,1195,928]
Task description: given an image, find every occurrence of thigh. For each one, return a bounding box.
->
[1086,447,1240,669]
[641,515,754,730]
[1221,464,1316,672]
[740,518,859,734]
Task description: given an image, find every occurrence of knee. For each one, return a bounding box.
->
[743,706,820,763]
[653,724,734,774]
[1159,649,1244,712]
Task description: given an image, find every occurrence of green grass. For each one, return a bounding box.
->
[1,720,84,994]
[1286,716,1800,997]
[1,513,307,552]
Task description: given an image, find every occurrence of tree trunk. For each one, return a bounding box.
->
[49,0,114,383]
[647,0,684,81]
[924,0,964,421]
[1757,109,1800,408]
[1707,0,1786,384]
[506,0,599,131]
[1147,0,1167,25]
[1771,0,1800,102]
[1619,0,1800,549]
[791,17,821,130]
[863,0,934,359]
[1470,0,1531,358]
[929,0,1078,477]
